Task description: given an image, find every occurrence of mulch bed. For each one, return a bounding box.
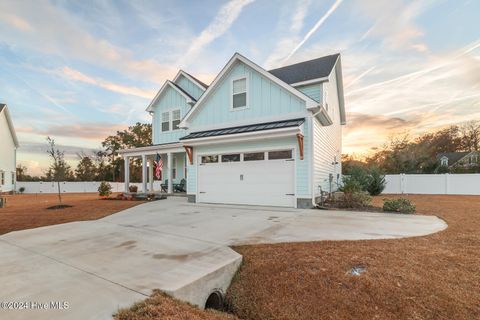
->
[226,194,480,320]
[0,193,145,235]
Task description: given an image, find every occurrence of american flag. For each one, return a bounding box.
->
[154,153,163,179]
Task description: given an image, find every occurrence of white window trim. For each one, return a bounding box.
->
[161,109,182,132]
[231,76,249,111]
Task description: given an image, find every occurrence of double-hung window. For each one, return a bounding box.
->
[232,77,247,109]
[161,110,181,132]
[0,172,4,185]
[161,112,170,132]
[172,110,181,130]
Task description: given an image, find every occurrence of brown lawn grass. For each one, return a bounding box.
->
[227,195,480,320]
[0,193,144,235]
[114,290,239,320]
[112,195,479,320]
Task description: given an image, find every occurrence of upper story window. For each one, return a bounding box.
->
[162,112,170,132]
[161,109,181,132]
[441,157,448,166]
[0,172,4,185]
[232,77,247,109]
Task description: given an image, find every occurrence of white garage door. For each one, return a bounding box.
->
[197,150,295,207]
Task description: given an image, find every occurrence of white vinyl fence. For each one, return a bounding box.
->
[384,174,480,195]
[16,181,164,194]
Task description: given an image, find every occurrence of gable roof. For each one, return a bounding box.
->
[179,53,323,128]
[173,70,208,90]
[0,104,19,148]
[436,152,473,166]
[146,80,196,112]
[268,54,340,85]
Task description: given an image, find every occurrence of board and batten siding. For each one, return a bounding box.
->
[188,61,309,130]
[152,85,190,144]
[297,83,322,102]
[186,134,312,200]
[312,71,342,196]
[175,74,205,100]
[0,111,16,192]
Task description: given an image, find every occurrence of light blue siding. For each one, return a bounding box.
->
[151,85,190,144]
[186,134,311,198]
[189,61,308,129]
[297,83,322,102]
[175,75,205,100]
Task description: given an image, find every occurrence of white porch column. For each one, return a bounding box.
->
[142,154,148,193]
[167,152,173,193]
[148,158,154,192]
[124,156,130,192]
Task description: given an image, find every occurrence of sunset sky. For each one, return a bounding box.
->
[0,0,479,176]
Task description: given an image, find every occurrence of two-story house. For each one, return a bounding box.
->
[120,53,346,208]
[0,104,19,193]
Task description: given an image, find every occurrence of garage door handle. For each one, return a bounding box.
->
[199,192,206,194]
[286,159,295,161]
[285,193,295,196]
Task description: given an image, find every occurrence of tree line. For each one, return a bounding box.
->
[17,123,152,182]
[343,120,480,174]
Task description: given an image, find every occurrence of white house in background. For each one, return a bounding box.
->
[0,104,19,193]
[120,52,345,208]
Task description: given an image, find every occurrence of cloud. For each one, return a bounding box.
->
[343,112,420,154]
[283,0,343,63]
[61,67,155,99]
[354,0,433,52]
[17,123,128,140]
[0,1,177,84]
[178,0,255,67]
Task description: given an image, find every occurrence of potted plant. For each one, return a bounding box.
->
[98,181,112,199]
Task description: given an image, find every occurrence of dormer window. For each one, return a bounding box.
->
[162,112,170,132]
[441,157,448,166]
[232,77,247,109]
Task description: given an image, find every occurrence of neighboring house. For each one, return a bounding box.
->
[120,53,345,208]
[437,151,479,168]
[0,104,19,193]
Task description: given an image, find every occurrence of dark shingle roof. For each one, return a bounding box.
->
[180,118,305,140]
[436,152,471,165]
[183,71,209,88]
[170,82,197,102]
[0,103,5,113]
[268,53,340,84]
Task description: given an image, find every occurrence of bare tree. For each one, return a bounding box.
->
[46,137,72,205]
[460,120,480,151]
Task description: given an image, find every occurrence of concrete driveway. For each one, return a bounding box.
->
[0,197,446,320]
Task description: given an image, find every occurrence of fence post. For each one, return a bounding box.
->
[445,173,449,195]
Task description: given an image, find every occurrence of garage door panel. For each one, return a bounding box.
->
[197,155,295,207]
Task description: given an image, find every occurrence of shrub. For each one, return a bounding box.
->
[339,175,363,193]
[18,187,25,194]
[366,168,386,196]
[342,166,386,196]
[383,198,416,214]
[128,185,138,193]
[98,181,112,197]
[343,191,372,208]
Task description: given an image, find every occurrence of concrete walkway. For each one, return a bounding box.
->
[0,198,446,319]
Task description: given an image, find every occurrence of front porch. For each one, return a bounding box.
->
[121,143,188,195]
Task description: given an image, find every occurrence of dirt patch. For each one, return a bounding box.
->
[0,193,145,235]
[226,194,480,320]
[114,289,238,320]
